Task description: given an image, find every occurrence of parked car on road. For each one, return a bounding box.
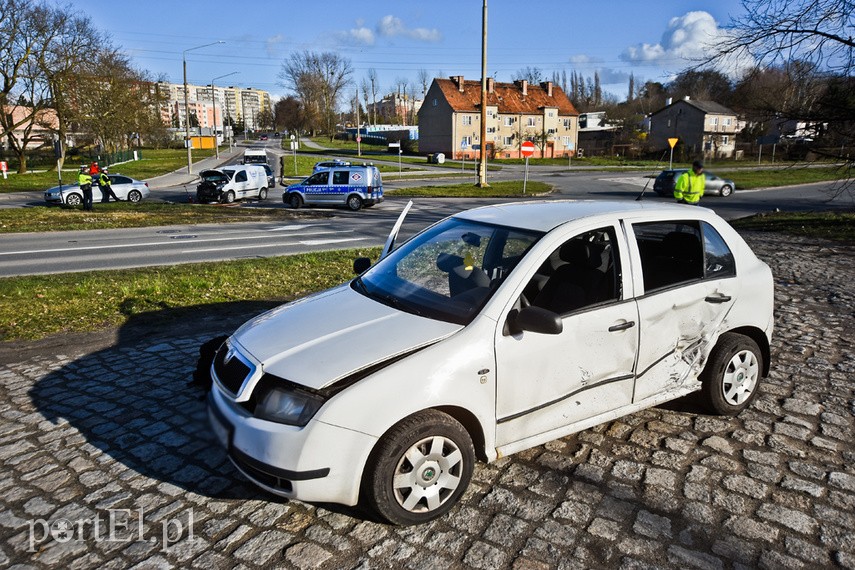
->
[196,165,269,204]
[207,200,774,525]
[284,164,383,211]
[44,174,150,206]
[653,169,736,197]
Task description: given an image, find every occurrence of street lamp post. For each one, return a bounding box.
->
[211,72,239,160]
[183,41,224,175]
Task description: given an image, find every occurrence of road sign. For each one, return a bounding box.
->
[668,137,679,149]
[356,136,361,142]
[0,161,6,180]
[472,144,481,150]
[520,141,535,157]
[461,140,468,149]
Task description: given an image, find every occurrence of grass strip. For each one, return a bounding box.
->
[730,210,855,241]
[0,247,381,341]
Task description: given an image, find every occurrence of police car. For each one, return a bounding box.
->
[284,164,383,211]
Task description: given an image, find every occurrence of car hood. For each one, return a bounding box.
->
[232,284,461,390]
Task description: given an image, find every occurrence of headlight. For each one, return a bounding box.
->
[255,385,325,427]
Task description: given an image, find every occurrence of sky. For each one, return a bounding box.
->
[69,0,750,102]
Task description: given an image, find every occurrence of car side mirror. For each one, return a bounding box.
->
[353,257,372,274]
[506,306,563,335]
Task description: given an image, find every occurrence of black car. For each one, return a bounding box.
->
[652,169,735,197]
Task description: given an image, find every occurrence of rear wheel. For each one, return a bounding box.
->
[719,184,733,197]
[223,190,236,204]
[347,194,363,211]
[66,193,83,206]
[363,410,475,526]
[258,187,268,201]
[700,333,762,415]
[288,193,302,209]
[127,190,142,203]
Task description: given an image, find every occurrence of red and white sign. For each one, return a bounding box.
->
[520,141,535,158]
[0,161,7,172]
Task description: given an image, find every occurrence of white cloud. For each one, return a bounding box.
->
[334,19,376,46]
[568,54,603,65]
[377,15,441,42]
[621,11,754,78]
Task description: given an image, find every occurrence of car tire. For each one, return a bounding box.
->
[288,193,302,209]
[700,333,762,416]
[65,193,83,206]
[347,195,363,211]
[719,184,733,197]
[258,188,268,201]
[127,190,142,203]
[363,410,475,526]
[223,190,236,204]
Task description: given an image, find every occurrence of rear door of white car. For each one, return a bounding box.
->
[625,219,739,402]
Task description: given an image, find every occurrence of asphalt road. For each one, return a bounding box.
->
[0,153,852,277]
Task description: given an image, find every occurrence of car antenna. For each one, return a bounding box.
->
[635,149,670,201]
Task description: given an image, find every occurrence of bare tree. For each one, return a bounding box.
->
[417,68,430,98]
[279,51,353,138]
[512,66,544,84]
[367,68,379,126]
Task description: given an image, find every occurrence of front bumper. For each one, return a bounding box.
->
[207,387,377,506]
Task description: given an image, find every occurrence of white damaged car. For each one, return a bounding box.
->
[207,200,774,525]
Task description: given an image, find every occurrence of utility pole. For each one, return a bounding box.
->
[478,0,489,187]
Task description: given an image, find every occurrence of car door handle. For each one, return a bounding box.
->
[608,321,636,332]
[705,295,732,304]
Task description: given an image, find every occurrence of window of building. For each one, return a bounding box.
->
[548,111,554,117]
[527,117,536,127]
[503,136,513,146]
[504,117,515,126]
[563,118,572,129]
[462,115,472,126]
[724,118,732,126]
[722,135,729,145]
[562,136,572,146]
[711,117,718,126]
[461,136,472,146]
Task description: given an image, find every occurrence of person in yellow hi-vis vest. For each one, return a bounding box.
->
[674,160,705,204]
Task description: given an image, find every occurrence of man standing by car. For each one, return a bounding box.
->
[674,160,705,204]
[78,165,93,211]
[98,168,120,202]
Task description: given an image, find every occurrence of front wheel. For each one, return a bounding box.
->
[700,333,762,416]
[288,193,302,209]
[346,194,363,211]
[363,410,475,526]
[127,190,142,203]
[258,187,268,201]
[719,184,733,197]
[65,193,83,206]
[223,190,236,204]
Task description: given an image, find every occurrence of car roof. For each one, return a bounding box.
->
[454,199,711,232]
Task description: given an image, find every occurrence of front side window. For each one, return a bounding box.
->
[523,227,622,315]
[355,218,542,325]
[305,172,328,186]
[235,170,248,182]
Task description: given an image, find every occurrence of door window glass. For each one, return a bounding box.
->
[525,227,622,314]
[305,172,328,186]
[235,170,248,182]
[633,221,704,291]
[332,170,350,185]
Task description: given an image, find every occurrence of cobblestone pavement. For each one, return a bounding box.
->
[1,232,853,570]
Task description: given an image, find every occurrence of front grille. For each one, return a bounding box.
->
[213,343,251,396]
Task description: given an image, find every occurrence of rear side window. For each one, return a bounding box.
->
[332,170,350,185]
[702,222,736,278]
[633,221,704,292]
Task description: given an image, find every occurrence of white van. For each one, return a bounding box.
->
[283,164,383,211]
[196,165,269,203]
[242,148,268,165]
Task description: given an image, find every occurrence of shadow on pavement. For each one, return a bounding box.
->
[26,300,293,502]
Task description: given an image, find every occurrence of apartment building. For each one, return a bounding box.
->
[648,97,741,159]
[418,76,579,159]
[155,82,272,133]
